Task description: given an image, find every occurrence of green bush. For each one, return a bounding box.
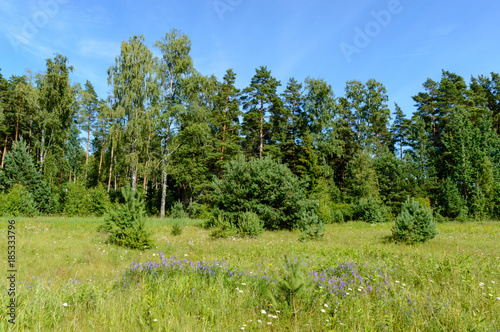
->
[331,210,344,223]
[331,203,352,222]
[353,196,389,223]
[99,187,153,250]
[237,211,264,237]
[209,213,238,239]
[170,200,188,219]
[62,181,92,217]
[186,202,212,220]
[267,252,307,317]
[0,184,38,216]
[88,184,110,216]
[0,138,55,214]
[311,178,340,224]
[439,178,468,220]
[170,222,183,236]
[210,156,318,231]
[414,197,431,210]
[392,197,438,244]
[298,208,325,241]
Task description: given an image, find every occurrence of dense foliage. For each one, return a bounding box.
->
[210,156,320,232]
[99,187,153,249]
[392,197,438,244]
[0,31,499,224]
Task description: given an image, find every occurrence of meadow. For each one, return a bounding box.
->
[1,217,499,331]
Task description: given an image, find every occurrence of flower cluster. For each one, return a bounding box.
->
[310,262,392,298]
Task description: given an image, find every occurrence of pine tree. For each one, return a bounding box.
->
[392,197,438,244]
[210,69,241,178]
[364,79,391,153]
[339,80,367,148]
[390,103,410,159]
[280,78,304,173]
[78,80,99,179]
[241,66,281,158]
[442,106,476,202]
[0,70,10,169]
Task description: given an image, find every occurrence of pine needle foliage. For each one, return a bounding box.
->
[392,197,438,244]
[267,250,307,323]
[236,211,264,237]
[210,156,318,231]
[99,186,153,250]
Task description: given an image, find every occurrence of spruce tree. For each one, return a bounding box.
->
[1,138,53,213]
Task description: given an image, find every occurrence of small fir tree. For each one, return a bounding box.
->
[99,186,153,250]
[392,197,438,244]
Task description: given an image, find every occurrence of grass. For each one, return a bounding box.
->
[1,216,499,331]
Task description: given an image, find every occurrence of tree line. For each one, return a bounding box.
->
[1,29,499,220]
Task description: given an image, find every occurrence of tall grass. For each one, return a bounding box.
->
[1,217,499,330]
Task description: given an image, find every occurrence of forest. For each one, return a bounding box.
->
[1,29,499,225]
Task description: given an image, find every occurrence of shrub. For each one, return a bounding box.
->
[332,210,344,223]
[0,138,55,214]
[439,177,468,220]
[108,188,125,204]
[99,187,153,250]
[311,178,340,224]
[353,196,389,223]
[62,181,92,217]
[237,211,264,237]
[88,184,110,216]
[267,251,307,322]
[170,222,183,236]
[186,202,212,220]
[210,156,318,231]
[414,197,431,210]
[209,213,238,239]
[392,197,438,244]
[331,203,352,222]
[0,184,38,216]
[170,200,188,219]
[298,209,325,241]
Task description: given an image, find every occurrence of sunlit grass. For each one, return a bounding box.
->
[1,217,499,330]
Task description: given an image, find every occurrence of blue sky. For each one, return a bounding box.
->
[1,0,499,120]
